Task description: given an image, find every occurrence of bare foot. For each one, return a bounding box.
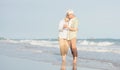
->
[62,55,66,62]
[62,59,66,63]
[73,60,76,64]
[73,57,77,64]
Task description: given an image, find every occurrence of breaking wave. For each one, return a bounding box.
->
[0,39,120,54]
[78,40,114,46]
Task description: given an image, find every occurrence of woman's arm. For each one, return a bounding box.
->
[58,21,64,31]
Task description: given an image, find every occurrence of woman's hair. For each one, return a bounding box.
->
[66,13,69,18]
[64,13,70,22]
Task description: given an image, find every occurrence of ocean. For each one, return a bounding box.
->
[0,39,120,70]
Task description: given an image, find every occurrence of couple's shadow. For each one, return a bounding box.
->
[60,62,77,70]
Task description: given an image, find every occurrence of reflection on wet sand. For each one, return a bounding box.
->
[60,62,66,70]
[60,62,77,70]
[72,63,77,70]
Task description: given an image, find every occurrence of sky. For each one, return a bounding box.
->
[0,0,120,39]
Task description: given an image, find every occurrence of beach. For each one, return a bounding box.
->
[0,0,120,70]
[0,39,120,70]
[0,55,103,70]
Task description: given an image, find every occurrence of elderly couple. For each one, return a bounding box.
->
[58,10,79,64]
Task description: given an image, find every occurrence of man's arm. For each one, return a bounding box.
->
[68,27,78,31]
[68,18,79,31]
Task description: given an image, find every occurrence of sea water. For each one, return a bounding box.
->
[0,39,120,70]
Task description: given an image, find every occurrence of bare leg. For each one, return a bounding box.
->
[59,38,69,62]
[64,40,69,55]
[68,40,74,56]
[70,38,78,64]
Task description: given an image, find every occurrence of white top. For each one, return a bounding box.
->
[58,19,68,39]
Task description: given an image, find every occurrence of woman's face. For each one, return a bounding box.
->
[65,18,69,22]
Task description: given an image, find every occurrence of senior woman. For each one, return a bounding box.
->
[58,17,69,62]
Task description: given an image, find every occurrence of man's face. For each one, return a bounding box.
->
[68,14,73,19]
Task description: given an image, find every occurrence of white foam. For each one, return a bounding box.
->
[20,48,42,53]
[79,40,114,46]
[19,40,58,48]
[77,47,120,54]
[2,39,58,48]
[6,39,19,43]
[28,49,42,53]
[3,39,115,47]
[1,39,120,54]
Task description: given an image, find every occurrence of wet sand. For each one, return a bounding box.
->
[0,55,102,70]
[0,40,120,70]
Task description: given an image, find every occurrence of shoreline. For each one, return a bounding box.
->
[0,40,120,70]
[0,54,102,70]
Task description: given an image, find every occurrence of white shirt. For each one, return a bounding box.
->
[58,19,68,39]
